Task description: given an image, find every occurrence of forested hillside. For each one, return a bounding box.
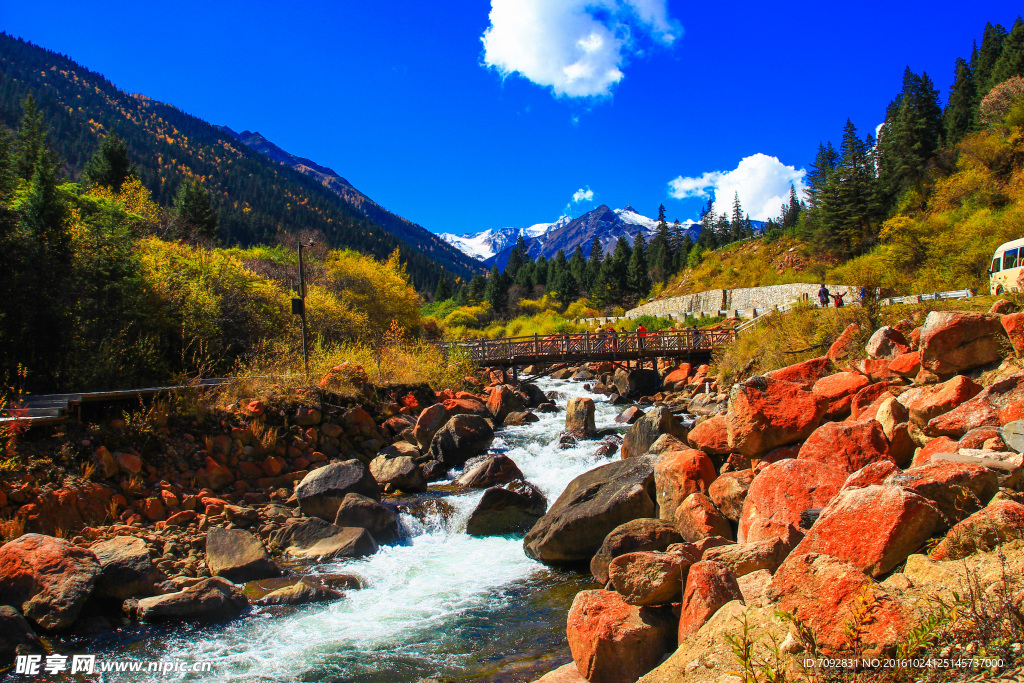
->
[0,33,474,290]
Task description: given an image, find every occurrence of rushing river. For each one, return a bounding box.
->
[75,378,620,683]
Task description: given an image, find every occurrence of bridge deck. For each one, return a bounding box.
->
[435,329,734,367]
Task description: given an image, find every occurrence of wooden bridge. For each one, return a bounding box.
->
[434,329,735,373]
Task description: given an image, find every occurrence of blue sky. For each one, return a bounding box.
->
[3,1,1021,234]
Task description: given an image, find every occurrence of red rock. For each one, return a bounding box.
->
[237,462,263,479]
[664,363,693,385]
[139,497,166,522]
[443,397,490,418]
[197,457,234,491]
[414,403,450,450]
[708,469,754,522]
[905,375,982,427]
[17,482,117,536]
[812,372,870,419]
[678,560,743,636]
[739,459,846,544]
[687,415,730,455]
[318,362,369,389]
[793,485,939,577]
[884,460,999,527]
[245,399,264,416]
[853,358,901,383]
[608,551,693,605]
[911,436,959,468]
[866,326,911,359]
[486,385,525,425]
[919,311,1008,374]
[766,356,833,388]
[849,382,899,420]
[1001,400,1024,425]
[341,406,378,438]
[888,424,916,468]
[533,663,587,683]
[926,373,1024,437]
[842,460,901,490]
[159,489,179,508]
[797,420,891,475]
[889,351,922,378]
[0,534,102,630]
[959,427,1002,449]
[164,510,197,527]
[726,377,827,457]
[261,456,285,477]
[674,493,733,542]
[653,448,717,522]
[566,590,675,683]
[991,299,1016,314]
[827,323,860,362]
[92,446,118,479]
[1002,312,1024,352]
[114,451,142,475]
[766,553,917,652]
[931,500,1024,560]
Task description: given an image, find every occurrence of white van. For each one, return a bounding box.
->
[989,237,1024,295]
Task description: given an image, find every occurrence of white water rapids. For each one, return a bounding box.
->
[82,378,622,683]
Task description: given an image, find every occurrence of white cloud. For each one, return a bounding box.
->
[572,187,594,203]
[480,0,681,98]
[667,154,807,222]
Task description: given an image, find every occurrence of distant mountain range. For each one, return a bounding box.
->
[441,205,702,270]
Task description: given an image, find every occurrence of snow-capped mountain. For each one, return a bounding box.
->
[440,206,701,268]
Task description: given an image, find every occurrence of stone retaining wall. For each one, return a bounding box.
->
[625,283,859,320]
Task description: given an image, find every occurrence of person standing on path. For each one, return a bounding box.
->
[818,284,830,308]
[636,323,647,352]
[610,327,619,352]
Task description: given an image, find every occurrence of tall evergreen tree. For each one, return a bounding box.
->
[13,95,47,181]
[670,219,687,270]
[945,57,978,144]
[648,217,674,284]
[780,184,802,228]
[568,244,589,294]
[587,236,604,289]
[975,22,1009,95]
[467,273,487,303]
[485,265,508,315]
[819,120,880,257]
[876,68,943,201]
[83,132,136,191]
[991,17,1024,87]
[433,276,452,302]
[173,179,218,240]
[627,232,652,299]
[533,255,549,289]
[805,142,839,210]
[730,193,744,242]
[505,234,529,281]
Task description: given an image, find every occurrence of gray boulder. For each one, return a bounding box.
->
[427,414,495,469]
[253,578,343,606]
[0,605,43,664]
[90,536,163,601]
[129,577,248,622]
[589,518,685,585]
[369,455,427,494]
[620,406,689,459]
[466,481,548,536]
[296,460,381,521]
[523,455,658,565]
[333,493,400,543]
[454,455,524,489]
[270,517,379,559]
[205,528,279,583]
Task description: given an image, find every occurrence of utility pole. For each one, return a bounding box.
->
[294,239,314,379]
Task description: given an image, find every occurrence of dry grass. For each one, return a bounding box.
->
[0,516,25,542]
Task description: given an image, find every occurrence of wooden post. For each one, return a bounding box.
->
[534,333,539,362]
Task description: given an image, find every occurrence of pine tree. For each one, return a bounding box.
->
[505,234,529,281]
[945,57,978,145]
[876,68,943,202]
[819,120,880,257]
[991,17,1024,87]
[533,255,549,289]
[805,142,838,210]
[730,193,744,242]
[975,22,1009,95]
[671,219,687,270]
[648,218,673,284]
[627,232,652,299]
[569,244,589,294]
[587,236,603,290]
[13,95,47,181]
[433,276,452,302]
[83,132,136,191]
[467,273,487,302]
[485,265,508,315]
[781,184,802,228]
[173,179,218,240]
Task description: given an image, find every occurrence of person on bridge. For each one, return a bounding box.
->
[610,327,619,351]
[692,324,701,347]
[636,323,647,352]
[596,326,607,352]
[818,284,830,308]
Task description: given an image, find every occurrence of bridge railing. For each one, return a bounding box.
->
[434,329,735,364]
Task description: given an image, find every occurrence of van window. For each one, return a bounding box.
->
[1005,248,1019,270]
[993,258,1002,272]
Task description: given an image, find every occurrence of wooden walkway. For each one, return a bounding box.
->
[434,329,735,369]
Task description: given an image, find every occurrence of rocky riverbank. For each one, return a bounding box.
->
[528,303,1024,683]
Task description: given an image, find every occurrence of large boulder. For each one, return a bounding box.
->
[524,457,658,565]
[454,455,524,488]
[565,397,597,439]
[206,528,279,583]
[621,407,688,460]
[812,372,870,419]
[652,445,717,522]
[269,517,378,559]
[919,311,1008,374]
[739,459,845,544]
[926,373,1024,438]
[727,377,827,457]
[369,455,427,494]
[686,415,731,456]
[413,403,449,450]
[590,518,685,586]
[466,480,548,536]
[443,396,490,418]
[797,420,891,475]
[427,414,495,469]
[253,577,343,606]
[931,500,1024,560]
[130,577,248,622]
[90,536,162,601]
[792,485,939,577]
[884,460,999,528]
[674,493,733,542]
[766,553,917,651]
[609,551,693,606]
[295,460,381,522]
[614,369,661,397]
[0,605,43,664]
[701,538,789,577]
[765,356,832,388]
[708,470,754,522]
[0,534,101,631]
[566,589,675,683]
[904,375,982,427]
[487,385,526,425]
[677,560,743,636]
[866,326,911,359]
[333,493,400,543]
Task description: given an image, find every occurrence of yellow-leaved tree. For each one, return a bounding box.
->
[325,248,421,338]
